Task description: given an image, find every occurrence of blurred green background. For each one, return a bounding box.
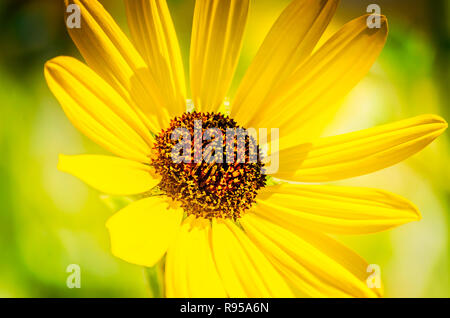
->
[0,0,448,297]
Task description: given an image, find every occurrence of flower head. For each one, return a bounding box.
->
[45,0,447,297]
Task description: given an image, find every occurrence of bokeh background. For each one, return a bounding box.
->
[0,0,448,297]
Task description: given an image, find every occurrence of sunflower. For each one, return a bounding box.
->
[45,0,447,298]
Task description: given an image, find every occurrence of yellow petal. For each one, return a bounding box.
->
[274,114,447,182]
[106,197,183,267]
[58,154,160,196]
[248,14,388,141]
[44,56,153,163]
[231,0,339,126]
[241,213,382,298]
[165,217,227,298]
[190,0,249,112]
[64,0,169,132]
[211,219,293,297]
[124,0,187,117]
[255,184,420,235]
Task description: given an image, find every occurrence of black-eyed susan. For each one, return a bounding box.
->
[45,0,447,297]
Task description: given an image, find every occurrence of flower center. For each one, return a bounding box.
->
[151,112,266,220]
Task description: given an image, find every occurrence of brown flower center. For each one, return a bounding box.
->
[151,112,266,220]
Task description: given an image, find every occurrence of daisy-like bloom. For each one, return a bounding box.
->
[45,0,447,297]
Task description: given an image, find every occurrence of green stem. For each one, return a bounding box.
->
[144,258,165,298]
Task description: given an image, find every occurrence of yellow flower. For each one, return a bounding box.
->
[45,0,447,298]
